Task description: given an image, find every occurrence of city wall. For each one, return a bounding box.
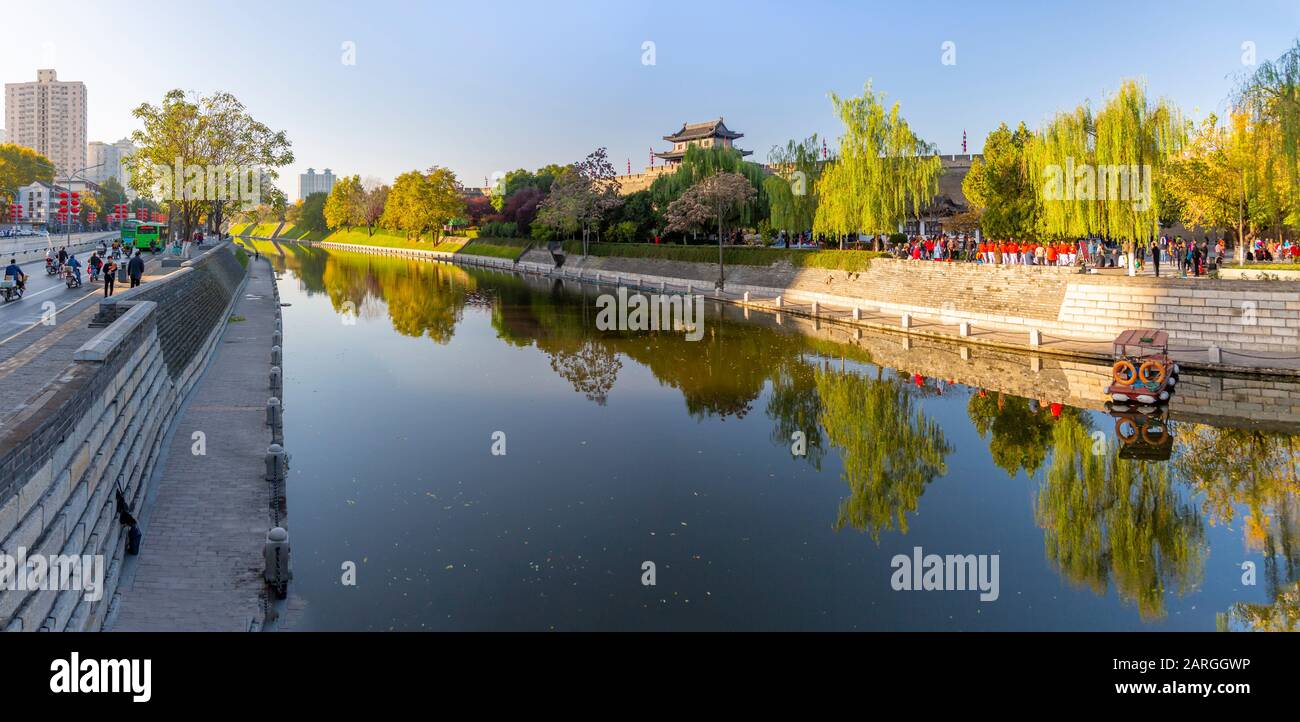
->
[0,243,246,631]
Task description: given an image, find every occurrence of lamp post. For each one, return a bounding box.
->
[58,162,104,251]
[715,190,725,292]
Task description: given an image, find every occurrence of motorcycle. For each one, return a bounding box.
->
[64,267,82,289]
[45,256,59,275]
[1,278,22,303]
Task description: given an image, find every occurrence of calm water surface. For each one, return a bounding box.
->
[261,242,1299,631]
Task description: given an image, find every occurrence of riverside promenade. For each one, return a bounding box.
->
[108,255,282,631]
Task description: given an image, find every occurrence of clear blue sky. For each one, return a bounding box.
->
[3,0,1298,196]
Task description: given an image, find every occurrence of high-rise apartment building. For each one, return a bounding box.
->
[4,69,88,179]
[298,168,336,200]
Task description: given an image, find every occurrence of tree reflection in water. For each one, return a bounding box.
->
[815,367,951,541]
[273,244,1300,626]
[1035,414,1206,620]
[1174,426,1300,631]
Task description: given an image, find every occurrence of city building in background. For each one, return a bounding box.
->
[87,137,137,196]
[298,167,335,200]
[4,69,88,179]
[15,178,103,228]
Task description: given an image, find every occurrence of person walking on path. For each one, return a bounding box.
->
[103,257,118,297]
[128,250,145,288]
[1150,240,1160,277]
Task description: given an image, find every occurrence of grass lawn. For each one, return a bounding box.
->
[247,222,280,238]
[312,228,474,252]
[561,242,887,272]
[458,238,528,260]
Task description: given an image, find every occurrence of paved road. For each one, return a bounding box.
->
[0,236,117,338]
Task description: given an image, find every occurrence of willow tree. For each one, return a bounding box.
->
[814,82,943,250]
[649,145,768,230]
[1241,40,1300,191]
[1026,80,1186,274]
[763,135,822,235]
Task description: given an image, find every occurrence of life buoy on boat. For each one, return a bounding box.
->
[1138,360,1167,385]
[1116,418,1140,445]
[1112,360,1138,385]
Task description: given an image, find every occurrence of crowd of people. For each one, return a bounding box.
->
[881,234,1242,277]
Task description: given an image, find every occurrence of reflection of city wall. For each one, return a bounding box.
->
[519,273,1300,432]
[519,250,1300,369]
[762,310,1300,432]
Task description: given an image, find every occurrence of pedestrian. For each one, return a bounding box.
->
[1150,240,1160,277]
[128,250,145,288]
[103,257,117,297]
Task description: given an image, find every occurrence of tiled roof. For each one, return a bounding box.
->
[663,118,744,142]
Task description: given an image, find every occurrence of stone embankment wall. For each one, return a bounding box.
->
[0,243,246,631]
[246,237,1300,372]
[519,251,1300,363]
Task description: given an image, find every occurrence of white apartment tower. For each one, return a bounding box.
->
[4,69,88,179]
[298,167,336,200]
[87,137,136,189]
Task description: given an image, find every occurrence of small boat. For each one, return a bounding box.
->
[1107,404,1174,461]
[1104,329,1178,409]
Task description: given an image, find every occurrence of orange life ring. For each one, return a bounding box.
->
[1142,423,1168,446]
[1138,360,1167,385]
[1115,418,1139,445]
[1112,360,1138,385]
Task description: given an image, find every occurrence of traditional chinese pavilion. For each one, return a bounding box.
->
[654,118,752,164]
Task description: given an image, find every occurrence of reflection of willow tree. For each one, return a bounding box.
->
[1218,581,1300,632]
[1175,426,1300,609]
[766,356,825,468]
[967,392,1071,478]
[1036,414,1206,620]
[816,368,951,541]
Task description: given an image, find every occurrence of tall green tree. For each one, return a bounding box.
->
[325,175,365,230]
[962,122,1038,240]
[814,82,943,249]
[380,166,464,242]
[0,144,56,214]
[763,135,822,234]
[650,145,768,232]
[1241,39,1300,191]
[126,89,292,243]
[1026,79,1187,273]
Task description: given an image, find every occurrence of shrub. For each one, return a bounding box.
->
[480,220,518,238]
[606,221,639,244]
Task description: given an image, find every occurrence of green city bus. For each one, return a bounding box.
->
[120,219,168,251]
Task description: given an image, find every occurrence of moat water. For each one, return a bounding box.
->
[258,241,1299,631]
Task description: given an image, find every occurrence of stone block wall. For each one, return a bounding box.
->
[0,244,246,631]
[1057,279,1300,354]
[517,250,1299,362]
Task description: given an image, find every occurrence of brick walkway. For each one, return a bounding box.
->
[109,257,278,631]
